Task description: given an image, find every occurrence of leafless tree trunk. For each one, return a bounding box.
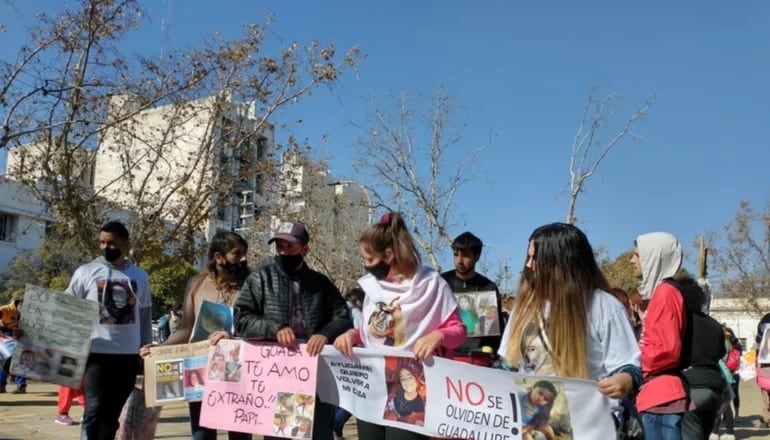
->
[351,87,489,271]
[566,89,652,224]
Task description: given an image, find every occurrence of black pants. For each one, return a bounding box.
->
[682,387,724,440]
[189,401,252,440]
[356,419,429,440]
[264,398,334,440]
[80,353,139,440]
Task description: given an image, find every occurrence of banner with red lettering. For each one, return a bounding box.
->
[317,347,616,440]
[200,341,318,438]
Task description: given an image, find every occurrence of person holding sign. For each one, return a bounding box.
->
[65,221,152,440]
[441,232,503,354]
[498,223,641,436]
[0,297,26,394]
[141,230,251,440]
[333,212,468,440]
[234,221,352,440]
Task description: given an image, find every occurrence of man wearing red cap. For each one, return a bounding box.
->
[234,221,352,440]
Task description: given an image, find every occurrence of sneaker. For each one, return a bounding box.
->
[11,386,26,394]
[708,435,720,440]
[55,414,74,425]
[721,435,736,440]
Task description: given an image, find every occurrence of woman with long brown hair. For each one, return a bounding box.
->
[499,223,640,434]
[140,231,251,440]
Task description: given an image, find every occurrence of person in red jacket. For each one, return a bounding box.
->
[631,232,685,440]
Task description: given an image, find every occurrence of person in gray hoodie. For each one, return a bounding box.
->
[66,221,152,440]
[632,232,725,440]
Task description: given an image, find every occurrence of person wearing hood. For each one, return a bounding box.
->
[65,220,152,440]
[234,221,351,440]
[632,232,726,440]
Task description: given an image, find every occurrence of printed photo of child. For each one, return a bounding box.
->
[515,378,573,440]
[383,357,426,426]
[207,351,226,382]
[57,356,78,377]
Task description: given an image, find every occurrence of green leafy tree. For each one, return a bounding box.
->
[140,256,199,319]
[600,251,638,293]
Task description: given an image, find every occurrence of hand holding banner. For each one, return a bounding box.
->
[10,284,97,388]
[200,341,319,438]
[144,340,211,406]
[317,347,617,440]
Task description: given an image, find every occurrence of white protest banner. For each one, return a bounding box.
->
[144,340,211,406]
[10,284,97,388]
[317,347,616,440]
[200,341,318,438]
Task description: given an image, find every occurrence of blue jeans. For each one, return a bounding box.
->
[333,406,352,436]
[642,412,683,440]
[0,358,26,388]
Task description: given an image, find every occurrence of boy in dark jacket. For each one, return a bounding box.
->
[234,221,351,440]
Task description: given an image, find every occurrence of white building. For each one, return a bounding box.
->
[0,177,53,274]
[710,297,770,347]
[272,152,370,290]
[95,93,275,242]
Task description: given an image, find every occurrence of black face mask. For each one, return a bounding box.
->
[223,260,249,278]
[104,247,122,263]
[277,254,304,273]
[364,260,391,280]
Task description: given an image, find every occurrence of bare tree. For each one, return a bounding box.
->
[351,87,488,270]
[566,89,653,224]
[240,149,368,293]
[1,0,360,263]
[708,199,770,311]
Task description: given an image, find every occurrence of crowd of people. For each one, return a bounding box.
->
[0,215,766,440]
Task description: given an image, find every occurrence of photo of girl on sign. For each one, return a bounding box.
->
[515,378,573,440]
[383,357,426,426]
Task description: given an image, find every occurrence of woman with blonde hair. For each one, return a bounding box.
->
[499,223,641,434]
[334,212,467,440]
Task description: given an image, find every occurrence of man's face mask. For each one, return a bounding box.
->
[277,253,304,273]
[104,247,122,263]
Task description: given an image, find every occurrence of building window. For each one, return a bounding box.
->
[0,213,17,242]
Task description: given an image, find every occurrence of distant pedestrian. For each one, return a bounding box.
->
[55,385,86,425]
[0,297,27,394]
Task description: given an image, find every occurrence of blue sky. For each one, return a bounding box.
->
[2,1,769,282]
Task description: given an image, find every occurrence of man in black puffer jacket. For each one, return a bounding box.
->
[234,221,352,440]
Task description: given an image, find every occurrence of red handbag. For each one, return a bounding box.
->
[726,348,741,372]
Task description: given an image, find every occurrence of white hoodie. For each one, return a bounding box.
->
[66,256,152,354]
[636,232,682,300]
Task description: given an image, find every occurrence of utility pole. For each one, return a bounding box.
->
[697,235,712,313]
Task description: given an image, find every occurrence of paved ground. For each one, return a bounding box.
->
[1,380,769,439]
